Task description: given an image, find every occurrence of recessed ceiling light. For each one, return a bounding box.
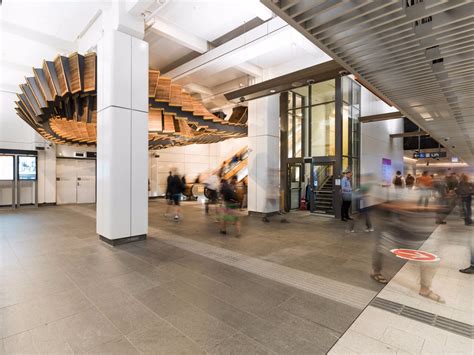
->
[425,118,434,121]
[270,89,276,93]
[291,81,303,87]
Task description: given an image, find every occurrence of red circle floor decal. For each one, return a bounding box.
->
[390,249,440,262]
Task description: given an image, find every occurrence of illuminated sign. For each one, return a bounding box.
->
[18,156,37,180]
[413,152,447,159]
[0,155,14,181]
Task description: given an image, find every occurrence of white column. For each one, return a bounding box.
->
[96,29,149,245]
[247,95,280,214]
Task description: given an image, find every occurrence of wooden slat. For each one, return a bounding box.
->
[163,114,175,133]
[83,53,96,92]
[155,77,171,102]
[149,70,160,97]
[54,56,69,96]
[149,109,163,132]
[20,84,42,117]
[43,61,60,99]
[181,92,194,111]
[33,68,54,102]
[169,84,183,107]
[25,77,47,109]
[68,53,82,93]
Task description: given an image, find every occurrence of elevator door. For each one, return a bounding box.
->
[56,159,96,204]
[288,163,303,209]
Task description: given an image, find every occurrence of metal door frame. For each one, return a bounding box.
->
[305,156,336,214]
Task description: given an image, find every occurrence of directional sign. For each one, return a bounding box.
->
[391,249,440,262]
[413,152,447,159]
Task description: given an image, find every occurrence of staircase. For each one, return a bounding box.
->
[313,176,334,215]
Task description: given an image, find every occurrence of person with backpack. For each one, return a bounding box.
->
[405,173,415,189]
[392,171,404,200]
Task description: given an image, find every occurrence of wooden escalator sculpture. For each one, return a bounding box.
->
[15,52,248,149]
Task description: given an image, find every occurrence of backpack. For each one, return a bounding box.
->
[394,176,402,187]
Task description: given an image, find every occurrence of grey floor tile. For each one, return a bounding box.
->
[127,322,205,354]
[163,305,238,351]
[99,297,162,335]
[279,291,360,334]
[108,271,161,296]
[85,336,139,354]
[208,333,272,355]
[49,308,121,352]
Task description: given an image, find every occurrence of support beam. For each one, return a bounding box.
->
[390,131,428,139]
[150,17,209,53]
[164,17,289,80]
[0,20,76,52]
[359,111,402,123]
[236,62,263,78]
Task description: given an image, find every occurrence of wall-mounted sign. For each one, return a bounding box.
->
[18,156,37,180]
[413,152,447,159]
[0,155,14,181]
[381,158,392,186]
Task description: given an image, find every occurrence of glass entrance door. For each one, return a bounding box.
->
[310,163,334,215]
[288,163,303,210]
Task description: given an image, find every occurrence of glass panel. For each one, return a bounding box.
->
[295,109,302,157]
[288,92,293,109]
[342,76,350,104]
[311,80,335,105]
[289,165,301,209]
[311,102,335,156]
[312,164,334,214]
[343,104,349,157]
[288,111,293,158]
[291,86,308,108]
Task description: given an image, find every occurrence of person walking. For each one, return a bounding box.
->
[204,173,219,215]
[417,171,433,208]
[405,173,415,189]
[165,171,173,216]
[219,176,241,237]
[456,174,473,225]
[341,169,353,222]
[392,170,404,200]
[168,169,184,221]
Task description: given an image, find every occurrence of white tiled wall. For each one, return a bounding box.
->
[149,137,248,196]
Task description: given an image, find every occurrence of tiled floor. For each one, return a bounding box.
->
[0,200,468,354]
[330,214,474,354]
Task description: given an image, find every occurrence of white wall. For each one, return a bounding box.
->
[149,137,248,196]
[0,90,56,206]
[360,87,404,206]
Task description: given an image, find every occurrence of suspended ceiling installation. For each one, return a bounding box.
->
[15,53,247,149]
[263,0,474,164]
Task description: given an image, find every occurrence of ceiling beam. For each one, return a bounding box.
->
[149,17,209,53]
[0,20,76,52]
[163,17,288,80]
[359,111,403,123]
[390,131,429,138]
[225,60,343,102]
[236,62,263,77]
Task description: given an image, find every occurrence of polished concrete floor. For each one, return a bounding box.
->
[0,200,440,354]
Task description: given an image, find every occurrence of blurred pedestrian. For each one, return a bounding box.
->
[405,173,415,189]
[456,174,473,225]
[204,172,219,215]
[165,171,173,216]
[370,201,445,302]
[219,176,241,237]
[433,171,451,225]
[417,171,432,208]
[349,177,374,233]
[341,169,353,222]
[168,169,184,221]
